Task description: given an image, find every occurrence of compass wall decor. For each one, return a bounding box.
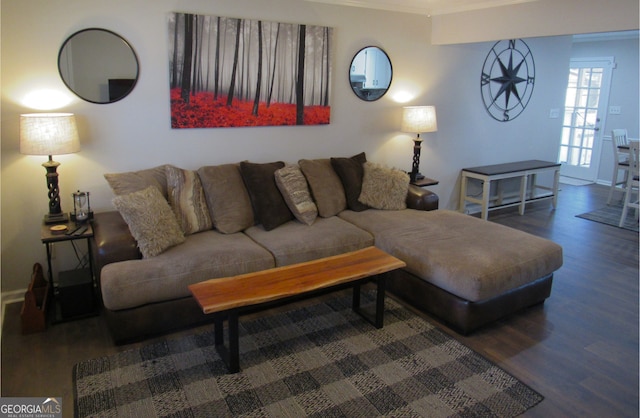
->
[481,39,535,122]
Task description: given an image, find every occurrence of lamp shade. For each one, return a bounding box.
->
[401,106,437,134]
[20,113,80,156]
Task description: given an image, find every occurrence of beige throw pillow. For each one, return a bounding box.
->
[298,159,347,217]
[104,165,169,197]
[359,162,409,210]
[166,165,213,235]
[197,164,255,234]
[112,186,185,258]
[275,165,318,225]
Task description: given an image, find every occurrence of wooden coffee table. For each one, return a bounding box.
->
[189,246,406,373]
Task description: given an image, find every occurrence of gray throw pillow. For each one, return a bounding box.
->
[197,164,255,234]
[298,158,347,217]
[104,165,168,198]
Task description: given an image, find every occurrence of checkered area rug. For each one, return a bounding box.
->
[74,294,543,417]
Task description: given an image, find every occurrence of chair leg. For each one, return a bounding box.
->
[619,179,634,227]
[608,166,619,205]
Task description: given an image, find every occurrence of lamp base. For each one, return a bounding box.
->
[44,212,69,225]
[408,170,425,182]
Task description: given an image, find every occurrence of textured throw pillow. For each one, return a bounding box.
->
[104,165,169,198]
[112,186,185,258]
[298,159,347,217]
[275,165,318,225]
[331,152,369,212]
[359,162,409,210]
[165,165,213,235]
[197,164,255,234]
[240,161,293,231]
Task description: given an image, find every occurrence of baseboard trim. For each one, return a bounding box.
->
[1,289,27,330]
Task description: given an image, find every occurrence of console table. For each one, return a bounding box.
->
[459,160,560,220]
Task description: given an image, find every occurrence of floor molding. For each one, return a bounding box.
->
[1,289,27,330]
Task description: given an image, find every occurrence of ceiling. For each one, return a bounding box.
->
[302,0,538,16]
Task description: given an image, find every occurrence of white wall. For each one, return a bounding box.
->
[432,0,639,45]
[0,0,617,294]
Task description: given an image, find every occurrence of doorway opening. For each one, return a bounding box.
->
[558,57,614,182]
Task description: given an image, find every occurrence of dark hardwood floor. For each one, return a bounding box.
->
[2,183,638,417]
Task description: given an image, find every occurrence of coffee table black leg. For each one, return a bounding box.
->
[228,311,240,373]
[213,311,240,374]
[352,276,385,329]
[375,275,386,328]
[352,284,361,310]
[214,315,224,345]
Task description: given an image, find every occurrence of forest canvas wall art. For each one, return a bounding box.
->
[168,13,333,128]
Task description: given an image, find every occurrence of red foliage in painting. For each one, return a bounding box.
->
[170,89,330,128]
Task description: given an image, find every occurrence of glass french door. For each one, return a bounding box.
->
[558,57,614,181]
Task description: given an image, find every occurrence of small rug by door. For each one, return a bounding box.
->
[577,204,639,232]
[73,294,543,417]
[559,176,593,186]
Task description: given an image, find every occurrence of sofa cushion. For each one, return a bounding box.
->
[274,165,318,225]
[244,216,373,266]
[330,152,369,212]
[104,165,169,198]
[197,164,254,234]
[358,162,409,210]
[112,186,185,258]
[343,209,563,302]
[100,230,275,311]
[240,161,293,231]
[166,165,213,235]
[299,158,347,217]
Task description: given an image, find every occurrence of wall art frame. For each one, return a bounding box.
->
[169,13,333,129]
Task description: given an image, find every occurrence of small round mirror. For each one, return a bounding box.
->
[58,28,139,104]
[349,46,392,101]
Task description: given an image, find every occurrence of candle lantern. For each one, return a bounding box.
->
[71,190,92,223]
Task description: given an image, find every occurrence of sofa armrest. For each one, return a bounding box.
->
[91,211,141,278]
[406,185,439,211]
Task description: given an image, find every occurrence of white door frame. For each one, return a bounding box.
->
[558,57,614,181]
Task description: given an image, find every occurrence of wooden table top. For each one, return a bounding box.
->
[462,160,560,176]
[189,247,406,314]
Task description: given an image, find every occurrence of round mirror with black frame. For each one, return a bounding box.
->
[349,46,392,101]
[58,28,139,104]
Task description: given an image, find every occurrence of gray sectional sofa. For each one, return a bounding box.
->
[92,155,563,343]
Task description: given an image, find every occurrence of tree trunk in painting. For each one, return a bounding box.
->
[295,25,306,125]
[227,19,241,107]
[171,14,180,89]
[267,23,280,108]
[214,16,221,100]
[323,27,330,107]
[252,21,263,116]
[181,14,194,104]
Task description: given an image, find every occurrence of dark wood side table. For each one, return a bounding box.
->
[411,177,439,187]
[40,222,98,322]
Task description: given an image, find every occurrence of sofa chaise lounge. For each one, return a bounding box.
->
[91,156,563,343]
